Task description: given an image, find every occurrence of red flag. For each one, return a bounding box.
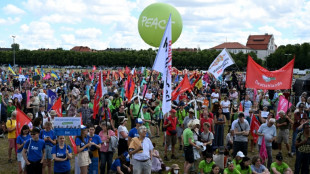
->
[69,136,77,154]
[19,67,22,74]
[92,65,96,71]
[93,71,103,119]
[250,114,260,143]
[260,136,268,163]
[239,103,243,112]
[52,97,62,117]
[246,55,294,89]
[16,109,32,137]
[171,74,191,101]
[83,70,88,76]
[125,75,135,101]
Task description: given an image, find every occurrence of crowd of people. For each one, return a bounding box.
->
[0,68,309,174]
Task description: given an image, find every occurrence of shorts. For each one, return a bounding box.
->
[184,145,194,163]
[17,152,24,162]
[277,129,289,144]
[176,126,183,137]
[166,135,177,146]
[45,145,53,159]
[8,138,16,149]
[78,151,92,167]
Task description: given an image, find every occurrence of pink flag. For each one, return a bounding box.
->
[43,73,51,80]
[26,90,31,105]
[276,95,292,119]
[142,84,147,96]
[253,89,257,101]
[260,136,268,163]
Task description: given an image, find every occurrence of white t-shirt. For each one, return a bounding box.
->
[118,125,129,140]
[132,137,154,161]
[145,92,152,100]
[220,100,230,113]
[211,92,219,103]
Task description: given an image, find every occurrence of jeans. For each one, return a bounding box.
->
[294,151,301,174]
[291,130,298,153]
[258,145,273,169]
[295,151,310,174]
[100,151,114,174]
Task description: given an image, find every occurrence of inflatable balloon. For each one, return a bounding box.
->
[138,3,183,47]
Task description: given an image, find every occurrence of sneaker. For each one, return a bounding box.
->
[171,154,177,159]
[288,153,293,157]
[168,145,171,151]
[179,145,183,150]
[164,156,169,161]
[0,134,4,138]
[8,159,12,163]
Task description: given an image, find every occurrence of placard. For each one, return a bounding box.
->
[54,117,81,136]
[261,111,269,118]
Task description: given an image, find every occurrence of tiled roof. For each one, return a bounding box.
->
[211,42,250,49]
[71,46,91,52]
[246,34,272,50]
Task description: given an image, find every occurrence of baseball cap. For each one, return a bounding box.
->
[136,118,143,124]
[143,106,148,109]
[189,108,195,113]
[236,151,245,157]
[170,109,177,113]
[276,153,283,161]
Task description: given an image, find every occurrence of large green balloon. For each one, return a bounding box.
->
[138,3,183,47]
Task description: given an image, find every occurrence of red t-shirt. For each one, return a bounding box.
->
[200,117,213,132]
[164,116,177,136]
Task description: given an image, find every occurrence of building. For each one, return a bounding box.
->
[246,34,276,59]
[210,42,253,54]
[173,48,198,52]
[0,48,11,51]
[71,46,96,52]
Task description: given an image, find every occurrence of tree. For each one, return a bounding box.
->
[11,43,20,51]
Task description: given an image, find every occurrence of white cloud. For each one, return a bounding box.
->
[40,14,82,24]
[75,28,103,39]
[0,17,20,25]
[3,4,26,15]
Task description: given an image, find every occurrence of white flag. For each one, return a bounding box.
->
[152,14,172,115]
[208,48,235,79]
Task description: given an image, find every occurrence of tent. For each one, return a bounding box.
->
[293,74,310,102]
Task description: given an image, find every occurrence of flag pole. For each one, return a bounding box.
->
[137,70,153,120]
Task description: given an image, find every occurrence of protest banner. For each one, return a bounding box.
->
[54,117,81,136]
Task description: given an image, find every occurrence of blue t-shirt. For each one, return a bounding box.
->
[51,144,72,173]
[16,134,31,153]
[128,127,149,138]
[89,134,102,151]
[111,158,121,171]
[23,138,45,162]
[75,136,90,152]
[39,130,56,147]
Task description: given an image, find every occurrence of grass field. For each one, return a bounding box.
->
[0,120,297,174]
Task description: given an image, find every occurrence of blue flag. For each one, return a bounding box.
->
[47,89,57,111]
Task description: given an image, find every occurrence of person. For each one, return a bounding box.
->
[36,105,50,127]
[99,121,116,174]
[199,153,215,174]
[270,153,293,174]
[233,112,250,157]
[128,118,145,145]
[141,106,152,137]
[235,156,252,174]
[163,109,178,161]
[118,118,129,156]
[233,151,245,167]
[214,108,226,147]
[224,160,241,174]
[200,108,214,133]
[183,120,201,174]
[77,100,93,125]
[276,110,293,155]
[112,105,127,130]
[110,151,131,174]
[240,95,252,123]
[176,102,187,150]
[201,122,214,154]
[75,125,92,174]
[250,156,270,174]
[151,143,165,173]
[221,96,231,121]
[129,125,153,174]
[211,89,220,104]
[291,103,308,156]
[129,97,140,129]
[210,164,221,174]
[257,118,277,168]
[226,129,234,152]
[17,125,31,174]
[168,164,180,174]
[7,99,16,120]
[6,110,17,163]
[22,127,46,174]
[51,136,73,174]
[88,124,102,174]
[39,121,56,174]
[294,123,310,174]
[183,108,196,129]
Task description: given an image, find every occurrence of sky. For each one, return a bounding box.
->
[0,0,310,50]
